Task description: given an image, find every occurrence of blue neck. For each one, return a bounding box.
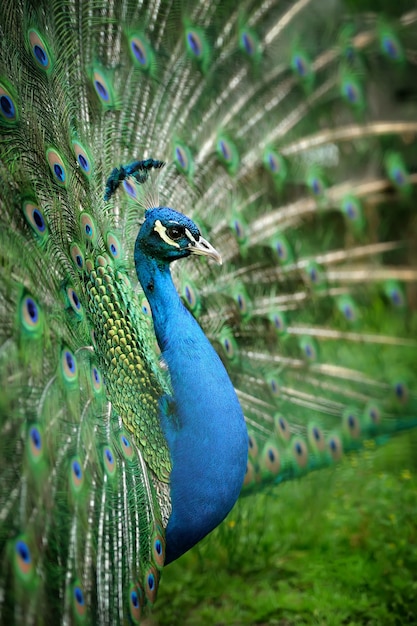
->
[135,251,248,564]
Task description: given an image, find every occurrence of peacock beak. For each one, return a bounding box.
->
[188,236,222,265]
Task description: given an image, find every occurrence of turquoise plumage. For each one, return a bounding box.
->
[0,0,417,624]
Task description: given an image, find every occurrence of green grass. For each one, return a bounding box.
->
[148,433,417,625]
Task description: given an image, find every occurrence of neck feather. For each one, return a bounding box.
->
[135,249,248,564]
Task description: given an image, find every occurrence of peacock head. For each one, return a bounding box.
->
[135,207,221,265]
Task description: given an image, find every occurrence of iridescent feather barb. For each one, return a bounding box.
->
[0,0,417,624]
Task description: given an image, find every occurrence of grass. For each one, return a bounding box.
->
[147,433,417,625]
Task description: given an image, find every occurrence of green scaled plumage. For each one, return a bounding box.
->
[1,0,417,624]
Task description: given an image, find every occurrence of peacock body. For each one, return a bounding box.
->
[0,0,417,623]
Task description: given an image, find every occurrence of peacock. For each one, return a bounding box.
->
[1,0,417,623]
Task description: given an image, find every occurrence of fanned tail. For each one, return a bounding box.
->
[0,0,417,623]
[160,2,417,489]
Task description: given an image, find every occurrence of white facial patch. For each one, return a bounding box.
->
[184,228,198,247]
[154,219,180,248]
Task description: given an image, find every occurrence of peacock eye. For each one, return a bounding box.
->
[167,225,185,240]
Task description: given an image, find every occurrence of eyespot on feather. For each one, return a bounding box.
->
[151,525,165,570]
[385,152,410,192]
[91,365,103,394]
[173,142,194,178]
[305,261,326,288]
[70,243,85,270]
[299,336,318,362]
[144,565,158,604]
[80,213,97,243]
[120,432,134,460]
[92,69,114,107]
[102,445,116,477]
[291,437,308,468]
[66,287,83,316]
[230,216,247,246]
[128,584,143,624]
[20,294,43,335]
[267,375,281,398]
[308,424,326,452]
[233,284,251,318]
[140,296,152,319]
[61,348,78,383]
[28,424,43,461]
[129,34,154,71]
[342,408,361,439]
[392,380,409,405]
[71,582,87,619]
[239,28,260,59]
[384,280,405,308]
[270,310,288,335]
[216,135,239,174]
[340,73,364,109]
[72,141,93,177]
[46,148,68,187]
[27,29,53,72]
[261,442,281,475]
[378,26,404,62]
[274,414,291,442]
[328,434,343,461]
[106,232,122,260]
[219,329,238,362]
[271,234,293,264]
[181,280,200,314]
[70,457,84,493]
[291,49,314,87]
[184,26,210,71]
[337,295,358,322]
[13,537,34,582]
[263,150,288,184]
[340,195,364,231]
[248,432,259,459]
[306,169,327,196]
[22,201,48,238]
[0,83,18,124]
[363,403,382,426]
